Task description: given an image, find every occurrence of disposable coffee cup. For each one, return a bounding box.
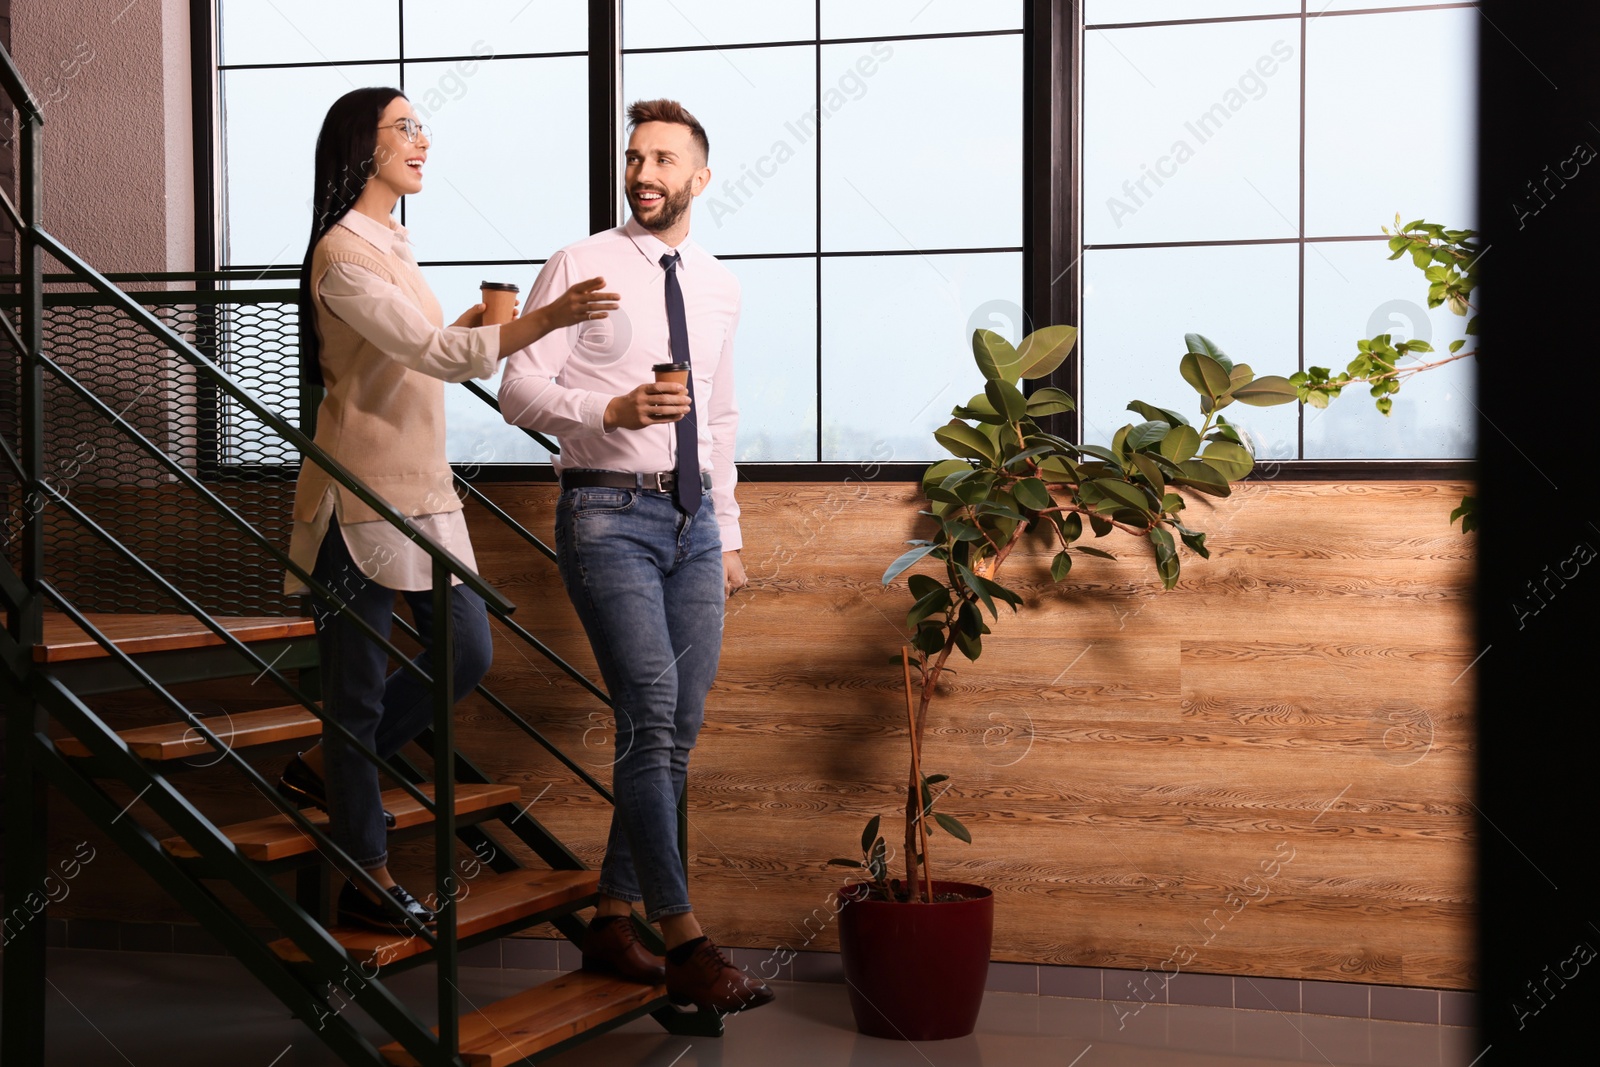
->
[480,281,519,326]
[653,361,690,386]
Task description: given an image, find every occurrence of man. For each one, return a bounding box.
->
[499,99,769,1015]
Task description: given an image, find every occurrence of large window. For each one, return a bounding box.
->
[209,0,1026,469]
[215,1,591,465]
[1080,1,1477,463]
[205,2,1476,475]
[623,3,1025,464]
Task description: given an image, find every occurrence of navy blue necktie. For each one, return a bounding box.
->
[660,251,701,515]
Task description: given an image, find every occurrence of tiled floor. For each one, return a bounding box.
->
[11,948,1480,1066]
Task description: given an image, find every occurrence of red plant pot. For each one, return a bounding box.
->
[836,881,994,1041]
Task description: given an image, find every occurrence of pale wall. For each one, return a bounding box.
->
[11,0,193,273]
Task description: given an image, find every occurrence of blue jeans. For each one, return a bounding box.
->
[311,521,492,870]
[555,484,724,922]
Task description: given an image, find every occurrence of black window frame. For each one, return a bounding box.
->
[190,0,1468,483]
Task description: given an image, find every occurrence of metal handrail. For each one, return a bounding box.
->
[30,226,511,613]
[2,53,476,1063]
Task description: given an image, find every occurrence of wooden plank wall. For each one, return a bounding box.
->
[464,479,1477,990]
[41,478,1476,991]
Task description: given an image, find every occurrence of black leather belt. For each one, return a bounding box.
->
[560,469,712,492]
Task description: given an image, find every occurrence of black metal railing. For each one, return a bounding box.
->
[0,40,638,1067]
[0,271,619,800]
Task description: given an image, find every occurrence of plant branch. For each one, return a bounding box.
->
[1319,348,1476,391]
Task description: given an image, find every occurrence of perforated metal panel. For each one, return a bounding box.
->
[2,284,304,617]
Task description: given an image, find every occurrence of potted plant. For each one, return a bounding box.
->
[830,323,1294,1040]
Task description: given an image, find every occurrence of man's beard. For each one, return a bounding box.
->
[630,177,694,233]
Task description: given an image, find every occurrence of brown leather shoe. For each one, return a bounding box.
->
[581,916,665,984]
[666,938,775,1015]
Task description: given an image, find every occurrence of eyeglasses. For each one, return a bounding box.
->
[378,118,431,144]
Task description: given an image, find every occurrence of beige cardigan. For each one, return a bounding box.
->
[292,224,457,526]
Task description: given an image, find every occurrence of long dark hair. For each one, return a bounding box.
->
[297,86,406,386]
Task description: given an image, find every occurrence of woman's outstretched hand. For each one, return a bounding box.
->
[541,277,620,330]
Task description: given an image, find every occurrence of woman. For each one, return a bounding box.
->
[279,87,617,934]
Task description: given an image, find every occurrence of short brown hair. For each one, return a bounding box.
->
[626,98,709,163]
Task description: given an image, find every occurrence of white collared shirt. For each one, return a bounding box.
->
[498,218,743,551]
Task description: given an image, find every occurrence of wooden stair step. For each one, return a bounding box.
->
[56,704,322,760]
[268,869,598,967]
[37,612,315,663]
[380,970,666,1067]
[162,783,521,862]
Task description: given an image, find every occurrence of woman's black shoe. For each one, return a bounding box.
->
[337,880,437,934]
[277,751,396,830]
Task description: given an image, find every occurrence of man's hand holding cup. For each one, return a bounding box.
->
[604,362,692,431]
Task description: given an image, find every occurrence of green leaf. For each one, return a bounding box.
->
[940,467,982,490]
[907,586,951,628]
[829,858,864,868]
[1449,339,1465,354]
[956,564,995,617]
[1025,386,1077,417]
[1088,513,1113,537]
[1158,425,1201,464]
[955,627,983,661]
[1050,551,1072,581]
[1126,400,1191,427]
[1184,333,1232,371]
[1126,419,1169,451]
[1004,444,1056,470]
[1015,324,1079,380]
[1077,443,1126,473]
[954,474,996,507]
[1055,511,1082,542]
[925,773,949,785]
[1038,456,1078,483]
[943,520,986,542]
[1013,477,1052,511]
[952,390,1006,424]
[1077,545,1117,560]
[973,499,1025,522]
[861,815,881,856]
[911,621,947,656]
[1200,440,1254,481]
[1171,459,1231,497]
[883,543,939,585]
[921,459,969,491]
[932,812,972,844]
[985,378,1029,422]
[960,567,1023,618]
[1228,363,1255,390]
[1131,453,1166,496]
[1178,525,1210,559]
[957,599,990,638]
[1149,525,1180,590]
[973,329,1022,383]
[907,573,943,601]
[1111,424,1130,458]
[1230,374,1300,407]
[934,419,998,464]
[1179,351,1234,400]
[1089,478,1152,514]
